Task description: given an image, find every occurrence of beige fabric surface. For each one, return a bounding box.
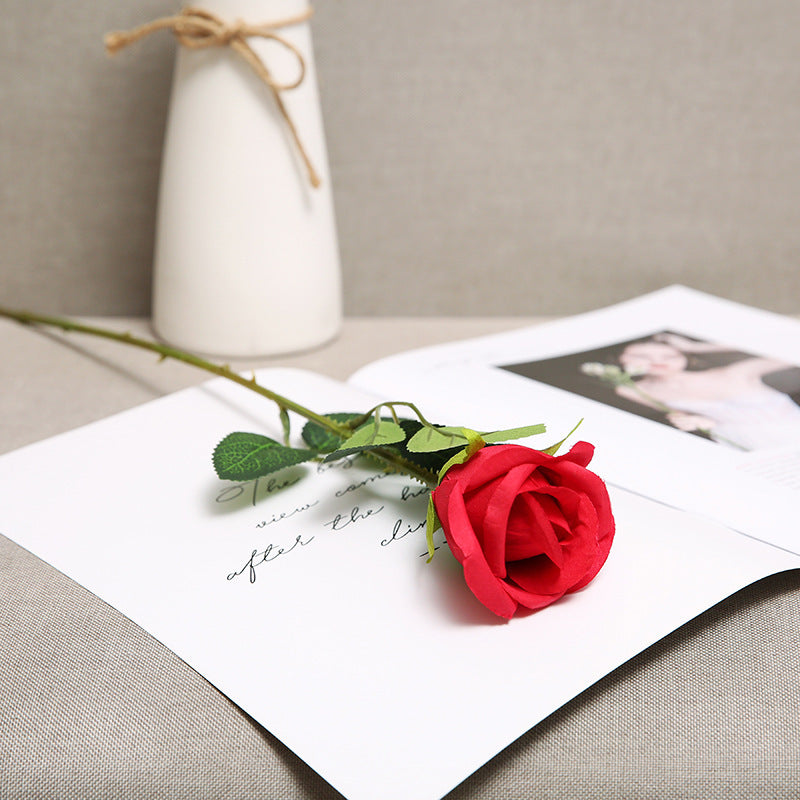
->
[1,1,799,316]
[0,317,799,799]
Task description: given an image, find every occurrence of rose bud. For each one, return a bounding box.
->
[432,442,614,619]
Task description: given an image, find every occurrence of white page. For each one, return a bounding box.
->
[1,367,797,800]
[351,286,800,556]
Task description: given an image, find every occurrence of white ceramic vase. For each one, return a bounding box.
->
[152,0,341,356]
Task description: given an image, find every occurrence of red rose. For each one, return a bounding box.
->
[431,442,614,619]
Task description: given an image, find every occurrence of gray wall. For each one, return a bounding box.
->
[1,1,798,316]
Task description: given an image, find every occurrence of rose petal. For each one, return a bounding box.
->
[507,537,594,597]
[480,463,537,576]
[436,479,519,618]
[453,445,548,492]
[559,440,595,468]
[568,495,614,589]
[431,477,470,563]
[504,493,563,566]
[502,577,565,611]
[538,461,615,590]
[431,441,615,619]
[462,552,519,619]
[508,492,601,595]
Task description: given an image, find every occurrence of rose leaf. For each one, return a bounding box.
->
[213,432,316,481]
[301,412,362,453]
[323,419,407,462]
[406,426,470,453]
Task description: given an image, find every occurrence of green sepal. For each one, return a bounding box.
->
[481,423,546,443]
[323,419,407,462]
[425,494,442,562]
[434,428,487,482]
[436,448,471,482]
[213,432,316,481]
[541,419,583,456]
[407,422,547,453]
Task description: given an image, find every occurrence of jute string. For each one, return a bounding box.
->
[105,6,321,188]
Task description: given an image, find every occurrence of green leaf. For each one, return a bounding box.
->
[391,420,465,476]
[301,413,361,453]
[213,432,316,481]
[323,419,407,462]
[343,419,406,448]
[405,425,469,453]
[425,494,442,562]
[481,423,546,443]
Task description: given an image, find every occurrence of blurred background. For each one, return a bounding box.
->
[1,0,798,316]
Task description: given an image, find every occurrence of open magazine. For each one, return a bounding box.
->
[352,285,800,555]
[1,286,798,800]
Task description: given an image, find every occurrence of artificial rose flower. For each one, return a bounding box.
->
[432,442,614,619]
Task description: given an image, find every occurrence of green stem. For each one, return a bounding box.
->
[348,401,438,431]
[0,307,344,434]
[0,307,439,485]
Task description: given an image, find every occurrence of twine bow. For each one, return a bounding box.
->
[105,6,321,188]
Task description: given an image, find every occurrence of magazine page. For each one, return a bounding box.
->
[1,367,797,800]
[350,286,800,556]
